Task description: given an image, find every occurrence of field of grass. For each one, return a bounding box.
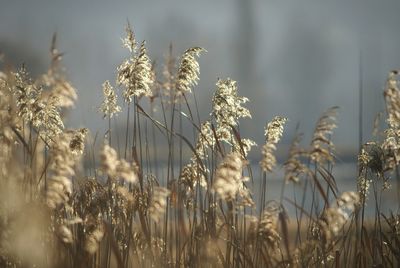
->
[0,24,399,267]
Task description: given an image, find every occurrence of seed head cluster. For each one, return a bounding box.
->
[260,116,287,172]
[310,107,338,164]
[211,78,255,156]
[100,144,138,184]
[99,80,121,118]
[176,47,206,97]
[284,133,308,183]
[382,72,400,172]
[319,191,359,241]
[118,25,154,101]
[149,186,170,221]
[213,152,252,205]
[12,67,64,139]
[46,130,86,209]
[258,202,281,248]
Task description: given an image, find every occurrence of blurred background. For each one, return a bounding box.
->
[2,0,400,208]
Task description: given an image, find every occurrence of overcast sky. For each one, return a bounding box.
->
[2,0,400,161]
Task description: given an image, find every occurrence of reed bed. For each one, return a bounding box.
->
[0,25,399,267]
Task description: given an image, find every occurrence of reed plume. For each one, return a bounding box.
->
[118,24,154,101]
[284,133,308,183]
[100,144,138,183]
[211,78,255,156]
[148,186,170,221]
[310,107,338,164]
[213,152,253,206]
[260,116,287,172]
[99,80,121,118]
[176,47,206,97]
[46,129,86,209]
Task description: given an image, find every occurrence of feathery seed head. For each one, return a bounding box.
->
[12,67,42,122]
[319,191,359,242]
[46,175,72,209]
[357,175,371,202]
[99,80,121,118]
[176,47,206,97]
[116,159,138,184]
[384,70,400,128]
[310,107,338,164]
[58,225,73,244]
[233,138,257,158]
[258,202,281,248]
[337,191,360,211]
[85,224,105,254]
[382,125,400,172]
[100,144,138,183]
[69,128,88,155]
[211,78,253,154]
[100,144,119,177]
[46,131,83,209]
[265,116,287,143]
[40,72,78,108]
[212,78,251,128]
[149,186,170,221]
[122,22,137,53]
[180,159,207,192]
[194,120,215,159]
[213,152,252,205]
[118,40,154,101]
[34,95,64,139]
[50,80,77,108]
[260,116,287,172]
[359,142,384,174]
[284,133,309,183]
[11,67,65,140]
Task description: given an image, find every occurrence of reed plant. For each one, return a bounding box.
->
[0,25,399,267]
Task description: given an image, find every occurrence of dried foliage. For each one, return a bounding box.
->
[0,23,399,268]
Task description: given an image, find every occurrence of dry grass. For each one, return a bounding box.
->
[0,25,399,267]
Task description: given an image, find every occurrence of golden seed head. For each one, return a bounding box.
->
[99,80,121,118]
[260,116,287,172]
[118,41,154,101]
[176,47,206,96]
[149,186,170,221]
